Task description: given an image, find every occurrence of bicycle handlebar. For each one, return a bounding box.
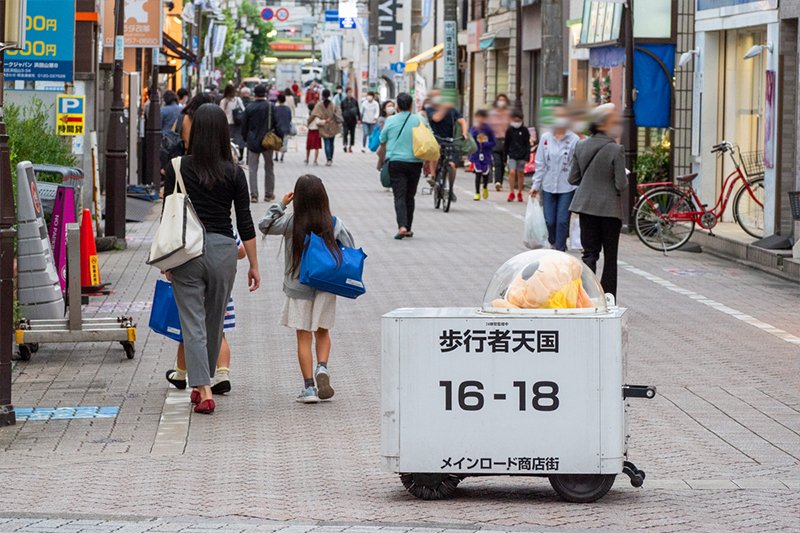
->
[711,141,734,154]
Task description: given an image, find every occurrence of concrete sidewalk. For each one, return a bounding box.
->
[0,148,798,532]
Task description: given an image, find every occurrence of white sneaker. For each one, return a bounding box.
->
[315,366,334,400]
[296,386,320,403]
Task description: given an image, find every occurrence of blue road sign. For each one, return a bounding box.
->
[4,0,76,83]
[325,10,339,22]
[261,7,274,21]
[340,17,357,29]
[391,62,406,74]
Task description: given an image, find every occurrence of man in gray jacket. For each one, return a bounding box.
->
[568,104,628,298]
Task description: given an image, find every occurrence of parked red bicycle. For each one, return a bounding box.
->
[633,141,765,252]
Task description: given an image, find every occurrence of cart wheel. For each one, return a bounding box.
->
[548,474,616,503]
[17,344,32,361]
[121,342,135,359]
[400,473,461,500]
[29,343,40,353]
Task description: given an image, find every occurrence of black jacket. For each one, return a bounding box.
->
[340,96,360,126]
[504,125,531,161]
[241,99,277,153]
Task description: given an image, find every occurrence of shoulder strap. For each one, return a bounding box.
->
[579,141,613,177]
[396,113,412,141]
[171,157,186,194]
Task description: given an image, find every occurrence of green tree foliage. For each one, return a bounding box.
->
[215,1,273,83]
[6,98,76,181]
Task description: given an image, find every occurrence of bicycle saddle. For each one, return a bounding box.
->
[675,173,698,183]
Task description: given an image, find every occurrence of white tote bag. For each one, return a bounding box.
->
[147,157,205,271]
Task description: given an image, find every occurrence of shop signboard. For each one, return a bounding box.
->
[697,0,777,14]
[442,20,457,96]
[103,0,162,48]
[467,20,484,53]
[5,0,75,83]
[56,95,85,137]
[382,309,627,475]
[378,0,402,45]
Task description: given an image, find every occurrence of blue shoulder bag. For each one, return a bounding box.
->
[299,217,367,299]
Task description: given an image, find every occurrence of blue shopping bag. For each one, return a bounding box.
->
[299,222,367,299]
[368,126,381,152]
[149,279,184,342]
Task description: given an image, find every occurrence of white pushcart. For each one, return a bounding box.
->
[381,250,655,502]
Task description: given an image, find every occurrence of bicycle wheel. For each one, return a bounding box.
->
[733,177,765,239]
[442,167,453,213]
[434,165,444,209]
[633,187,696,251]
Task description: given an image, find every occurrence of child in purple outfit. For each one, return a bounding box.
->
[469,109,497,201]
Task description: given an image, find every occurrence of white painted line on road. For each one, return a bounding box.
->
[151,389,191,455]
[620,262,800,346]
[482,191,799,346]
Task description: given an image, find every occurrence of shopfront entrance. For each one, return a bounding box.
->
[716,27,768,220]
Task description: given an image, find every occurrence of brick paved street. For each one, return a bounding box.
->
[0,148,798,532]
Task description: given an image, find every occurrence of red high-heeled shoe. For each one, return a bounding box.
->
[194,399,215,414]
[190,390,201,404]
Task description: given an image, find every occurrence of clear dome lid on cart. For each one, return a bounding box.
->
[482,250,608,314]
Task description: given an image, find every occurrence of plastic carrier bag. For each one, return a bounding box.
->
[523,197,548,249]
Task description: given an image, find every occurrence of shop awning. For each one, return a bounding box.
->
[163,32,197,64]
[405,43,444,73]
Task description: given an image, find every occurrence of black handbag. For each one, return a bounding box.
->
[160,120,184,169]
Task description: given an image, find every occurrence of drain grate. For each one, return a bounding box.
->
[15,406,119,422]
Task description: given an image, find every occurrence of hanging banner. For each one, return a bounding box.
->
[764,69,775,169]
[103,0,163,49]
[4,0,76,83]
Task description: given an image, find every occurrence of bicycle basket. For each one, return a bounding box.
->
[788,191,800,221]
[739,151,765,178]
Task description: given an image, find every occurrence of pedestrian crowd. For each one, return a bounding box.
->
[152,79,627,414]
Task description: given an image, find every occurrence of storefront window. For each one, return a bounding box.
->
[634,0,672,39]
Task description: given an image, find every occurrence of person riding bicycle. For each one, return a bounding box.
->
[424,91,469,200]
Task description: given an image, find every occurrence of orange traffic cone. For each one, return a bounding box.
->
[79,208,102,290]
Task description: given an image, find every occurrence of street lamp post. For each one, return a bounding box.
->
[104,0,128,244]
[145,50,161,190]
[513,0,523,114]
[622,0,637,227]
[0,0,17,426]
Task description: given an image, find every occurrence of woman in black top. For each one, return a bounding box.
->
[163,104,261,414]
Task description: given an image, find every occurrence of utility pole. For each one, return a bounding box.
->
[104,0,127,244]
[145,49,162,190]
[540,0,563,117]
[0,0,17,426]
[368,0,378,92]
[513,0,523,113]
[622,0,637,227]
[442,0,458,103]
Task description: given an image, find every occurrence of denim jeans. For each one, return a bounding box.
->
[362,122,376,147]
[323,136,335,161]
[541,190,575,251]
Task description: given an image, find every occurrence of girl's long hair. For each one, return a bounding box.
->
[289,175,341,276]
[188,103,234,188]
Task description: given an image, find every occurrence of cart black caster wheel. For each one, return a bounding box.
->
[548,474,616,503]
[17,344,32,361]
[121,342,135,359]
[400,473,461,500]
[29,343,40,353]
